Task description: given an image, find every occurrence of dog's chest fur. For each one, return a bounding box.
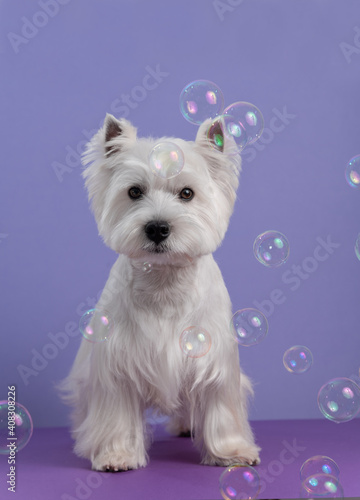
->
[96,254,230,410]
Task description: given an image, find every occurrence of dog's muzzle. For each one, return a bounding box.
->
[145,220,170,245]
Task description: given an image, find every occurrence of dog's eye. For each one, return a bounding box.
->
[179,188,194,201]
[128,187,143,199]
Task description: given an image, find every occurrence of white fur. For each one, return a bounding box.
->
[60,115,261,471]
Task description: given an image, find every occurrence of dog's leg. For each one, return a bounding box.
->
[72,379,148,472]
[194,372,261,466]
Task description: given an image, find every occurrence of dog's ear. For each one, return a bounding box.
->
[103,114,137,156]
[81,115,137,233]
[195,118,241,198]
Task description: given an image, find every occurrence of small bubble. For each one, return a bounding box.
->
[0,402,33,453]
[345,155,360,188]
[180,326,211,358]
[283,346,313,374]
[142,262,152,274]
[219,465,260,500]
[254,231,289,267]
[179,80,224,125]
[224,101,264,145]
[149,142,184,179]
[231,308,268,346]
[318,378,360,422]
[79,308,113,343]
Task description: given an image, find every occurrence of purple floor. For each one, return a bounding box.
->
[0,419,359,499]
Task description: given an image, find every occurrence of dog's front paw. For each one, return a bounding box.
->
[202,443,261,467]
[91,452,147,472]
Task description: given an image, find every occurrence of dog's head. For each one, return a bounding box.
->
[82,114,241,265]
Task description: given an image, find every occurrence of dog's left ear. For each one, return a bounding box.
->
[195,118,241,194]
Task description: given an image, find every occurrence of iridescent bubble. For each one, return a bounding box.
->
[317,377,360,423]
[179,80,224,125]
[231,308,268,346]
[149,142,184,179]
[79,308,114,343]
[345,155,360,188]
[219,464,261,500]
[0,402,33,454]
[300,474,344,498]
[142,262,152,274]
[355,234,360,261]
[224,102,264,145]
[300,456,340,482]
[179,326,211,358]
[253,230,290,268]
[283,346,313,374]
[207,115,247,155]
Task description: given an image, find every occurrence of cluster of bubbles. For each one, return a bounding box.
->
[345,154,360,188]
[231,308,268,347]
[79,308,113,343]
[219,464,260,500]
[217,456,346,499]
[253,230,290,267]
[283,345,313,374]
[317,377,360,423]
[179,326,212,358]
[300,455,344,498]
[148,80,265,181]
[179,79,264,155]
[0,401,33,454]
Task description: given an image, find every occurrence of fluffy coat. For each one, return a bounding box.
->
[60,114,261,471]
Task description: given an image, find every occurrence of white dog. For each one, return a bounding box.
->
[60,114,260,471]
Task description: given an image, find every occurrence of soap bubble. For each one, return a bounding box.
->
[79,308,114,343]
[231,308,268,346]
[149,142,184,179]
[179,326,211,358]
[207,115,248,155]
[300,456,340,482]
[253,230,290,267]
[179,80,224,125]
[224,102,264,145]
[345,155,360,188]
[142,262,152,273]
[283,346,313,374]
[317,377,360,423]
[355,234,360,261]
[219,464,260,500]
[300,474,344,498]
[0,401,33,454]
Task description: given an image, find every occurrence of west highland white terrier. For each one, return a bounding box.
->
[60,113,261,471]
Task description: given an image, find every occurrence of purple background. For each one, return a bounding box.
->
[1,0,360,429]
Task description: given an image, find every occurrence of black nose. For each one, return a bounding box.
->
[145,221,170,245]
